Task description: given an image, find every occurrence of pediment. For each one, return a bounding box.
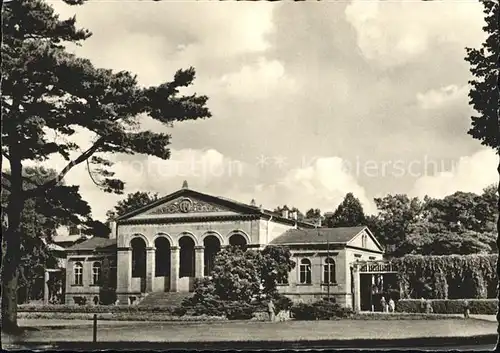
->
[144,196,234,216]
[116,188,263,222]
[347,228,384,253]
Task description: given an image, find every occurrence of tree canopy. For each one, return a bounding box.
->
[1,0,211,332]
[325,193,366,228]
[366,186,498,257]
[106,191,160,221]
[1,166,93,303]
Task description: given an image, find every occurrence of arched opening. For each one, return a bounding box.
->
[228,233,247,249]
[323,257,336,284]
[203,235,221,276]
[131,237,147,278]
[299,259,312,284]
[155,237,171,277]
[179,236,195,278]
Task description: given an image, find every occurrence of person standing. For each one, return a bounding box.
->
[463,300,470,319]
[268,298,276,322]
[388,298,395,313]
[380,296,387,312]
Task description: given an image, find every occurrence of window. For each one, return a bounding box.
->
[92,262,101,285]
[74,262,83,286]
[323,257,336,284]
[277,273,289,285]
[362,234,368,248]
[69,225,80,236]
[299,259,312,284]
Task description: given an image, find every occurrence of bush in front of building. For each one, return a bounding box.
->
[291,299,354,320]
[396,299,498,315]
[273,294,293,313]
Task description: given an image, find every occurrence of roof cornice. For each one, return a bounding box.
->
[118,213,261,225]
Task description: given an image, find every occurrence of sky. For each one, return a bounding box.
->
[40,0,498,222]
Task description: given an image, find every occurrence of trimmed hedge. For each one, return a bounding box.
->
[350,312,465,320]
[291,300,354,320]
[17,312,227,322]
[17,304,177,314]
[396,299,498,315]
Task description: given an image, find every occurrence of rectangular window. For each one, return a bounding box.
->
[92,265,101,285]
[299,265,312,284]
[277,274,289,285]
[74,264,83,286]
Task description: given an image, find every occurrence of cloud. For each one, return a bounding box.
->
[220,57,297,101]
[249,156,377,215]
[53,1,276,87]
[345,0,485,68]
[416,85,468,110]
[410,149,498,199]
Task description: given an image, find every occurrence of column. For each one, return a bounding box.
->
[116,247,132,304]
[146,247,155,292]
[353,267,361,312]
[43,270,50,305]
[170,246,180,292]
[194,246,205,278]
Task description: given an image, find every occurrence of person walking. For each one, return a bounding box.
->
[268,298,276,322]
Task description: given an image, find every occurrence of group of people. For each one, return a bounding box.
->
[380,296,395,313]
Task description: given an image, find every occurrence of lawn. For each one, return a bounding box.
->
[3,319,497,344]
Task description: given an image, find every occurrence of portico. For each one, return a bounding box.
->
[111,184,312,304]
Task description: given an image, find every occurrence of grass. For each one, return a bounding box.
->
[3,318,497,344]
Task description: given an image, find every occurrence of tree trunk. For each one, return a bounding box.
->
[1,199,23,333]
[497,157,500,338]
[1,151,24,334]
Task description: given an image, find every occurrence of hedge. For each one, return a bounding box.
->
[350,312,464,320]
[393,255,497,300]
[17,304,177,314]
[17,312,227,322]
[291,300,354,320]
[396,299,498,315]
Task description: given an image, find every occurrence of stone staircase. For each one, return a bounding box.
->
[137,292,193,307]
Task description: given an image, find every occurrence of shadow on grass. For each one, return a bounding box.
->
[3,334,497,351]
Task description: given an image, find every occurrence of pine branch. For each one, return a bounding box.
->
[24,135,106,198]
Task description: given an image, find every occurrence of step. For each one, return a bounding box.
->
[138,292,193,307]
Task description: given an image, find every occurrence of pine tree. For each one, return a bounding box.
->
[1,0,210,332]
[326,193,366,228]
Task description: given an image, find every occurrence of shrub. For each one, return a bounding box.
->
[291,299,354,320]
[290,303,317,320]
[396,299,498,315]
[171,306,187,316]
[73,296,87,306]
[99,290,117,305]
[273,294,293,313]
[224,302,255,320]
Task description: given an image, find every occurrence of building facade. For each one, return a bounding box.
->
[64,184,384,307]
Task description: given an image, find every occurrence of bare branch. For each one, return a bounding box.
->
[24,135,107,198]
[86,157,103,188]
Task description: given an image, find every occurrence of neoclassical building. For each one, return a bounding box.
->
[64,183,384,307]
